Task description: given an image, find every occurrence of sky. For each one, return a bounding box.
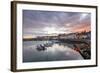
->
[23,10,91,38]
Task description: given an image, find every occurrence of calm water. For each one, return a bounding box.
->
[23,40,83,62]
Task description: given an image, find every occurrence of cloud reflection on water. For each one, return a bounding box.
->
[23,41,83,62]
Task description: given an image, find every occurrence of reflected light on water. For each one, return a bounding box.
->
[23,41,84,62]
[47,44,67,53]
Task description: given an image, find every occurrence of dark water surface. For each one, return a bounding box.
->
[23,40,83,62]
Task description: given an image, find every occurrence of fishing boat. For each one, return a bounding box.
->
[36,44,47,51]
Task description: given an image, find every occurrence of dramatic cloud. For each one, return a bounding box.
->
[23,10,91,38]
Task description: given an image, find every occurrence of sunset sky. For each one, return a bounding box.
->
[23,10,91,38]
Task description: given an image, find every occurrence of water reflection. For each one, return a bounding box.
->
[23,40,83,62]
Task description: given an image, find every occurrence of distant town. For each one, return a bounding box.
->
[23,31,91,41]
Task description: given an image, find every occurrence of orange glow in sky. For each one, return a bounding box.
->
[72,24,91,33]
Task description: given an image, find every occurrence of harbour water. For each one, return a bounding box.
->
[23,40,84,62]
